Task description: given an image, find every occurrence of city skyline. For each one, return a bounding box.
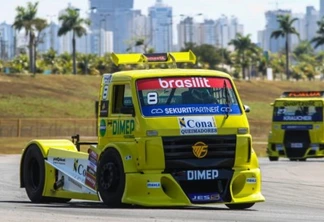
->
[0,0,319,43]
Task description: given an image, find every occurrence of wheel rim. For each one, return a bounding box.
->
[29,158,40,190]
[100,162,120,192]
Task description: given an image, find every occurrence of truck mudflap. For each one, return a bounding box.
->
[121,168,264,207]
[42,148,100,201]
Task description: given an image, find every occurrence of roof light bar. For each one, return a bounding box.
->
[111,50,196,67]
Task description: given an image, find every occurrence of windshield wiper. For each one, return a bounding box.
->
[223,80,231,119]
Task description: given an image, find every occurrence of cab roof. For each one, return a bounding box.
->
[111,68,232,81]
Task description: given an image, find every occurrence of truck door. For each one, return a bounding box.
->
[106,84,135,141]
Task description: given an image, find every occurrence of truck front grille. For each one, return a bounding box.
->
[162,135,236,170]
[284,130,310,158]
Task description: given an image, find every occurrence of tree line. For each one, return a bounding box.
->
[2,1,324,81]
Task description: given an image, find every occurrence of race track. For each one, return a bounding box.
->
[0,155,323,222]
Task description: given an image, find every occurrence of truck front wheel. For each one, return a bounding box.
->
[225,203,255,210]
[98,148,125,207]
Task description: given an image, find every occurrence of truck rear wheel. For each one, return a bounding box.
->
[98,148,125,207]
[268,156,279,161]
[23,145,46,203]
[225,203,255,210]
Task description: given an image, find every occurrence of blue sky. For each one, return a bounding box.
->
[1,0,319,42]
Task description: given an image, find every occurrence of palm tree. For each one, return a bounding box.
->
[58,8,90,75]
[12,1,46,74]
[311,18,324,49]
[271,14,299,80]
[229,33,258,79]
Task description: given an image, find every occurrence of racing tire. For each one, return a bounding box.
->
[225,203,255,210]
[268,156,279,161]
[23,144,46,203]
[97,148,126,208]
[299,158,307,161]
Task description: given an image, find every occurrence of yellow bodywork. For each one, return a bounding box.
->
[267,93,324,160]
[20,51,264,207]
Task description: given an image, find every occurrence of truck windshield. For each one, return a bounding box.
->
[135,76,241,117]
[273,100,323,122]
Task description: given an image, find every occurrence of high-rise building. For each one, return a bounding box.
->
[305,6,319,50]
[291,13,305,49]
[263,9,291,53]
[0,22,16,59]
[148,0,173,52]
[320,0,324,19]
[38,22,60,53]
[89,0,134,53]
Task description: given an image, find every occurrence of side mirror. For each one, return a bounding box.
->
[120,106,135,117]
[244,105,250,113]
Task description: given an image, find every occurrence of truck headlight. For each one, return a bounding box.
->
[275,144,283,151]
[310,144,319,150]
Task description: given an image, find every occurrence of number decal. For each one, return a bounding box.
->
[147,92,158,105]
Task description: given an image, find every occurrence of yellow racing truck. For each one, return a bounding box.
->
[20,51,264,209]
[267,91,324,161]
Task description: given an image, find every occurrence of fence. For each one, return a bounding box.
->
[0,118,271,140]
[0,118,97,137]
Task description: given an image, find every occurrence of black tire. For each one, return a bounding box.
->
[268,156,279,161]
[289,158,297,161]
[225,203,255,210]
[97,148,125,207]
[299,158,307,161]
[23,144,46,203]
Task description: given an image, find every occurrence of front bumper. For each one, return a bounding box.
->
[122,168,264,207]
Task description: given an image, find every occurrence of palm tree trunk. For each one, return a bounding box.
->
[72,31,76,75]
[242,53,246,80]
[285,34,289,80]
[28,34,34,73]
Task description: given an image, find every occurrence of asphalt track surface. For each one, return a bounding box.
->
[1,155,323,222]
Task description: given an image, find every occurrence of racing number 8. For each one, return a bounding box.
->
[147,92,158,105]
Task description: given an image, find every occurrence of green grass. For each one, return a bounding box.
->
[1,74,323,155]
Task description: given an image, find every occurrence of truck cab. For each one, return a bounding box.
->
[267,91,324,161]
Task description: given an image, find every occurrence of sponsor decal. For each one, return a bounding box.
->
[246,178,257,184]
[281,101,316,106]
[89,150,98,161]
[281,125,313,130]
[142,105,241,116]
[73,159,86,176]
[112,119,135,135]
[188,193,221,202]
[291,143,303,148]
[99,119,107,137]
[53,157,66,165]
[137,77,233,90]
[102,85,109,100]
[85,172,96,189]
[283,91,323,98]
[147,182,161,188]
[151,108,164,114]
[87,165,96,177]
[192,142,208,158]
[187,169,218,180]
[283,116,312,121]
[100,100,109,117]
[179,116,217,135]
[103,74,112,84]
[144,53,168,62]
